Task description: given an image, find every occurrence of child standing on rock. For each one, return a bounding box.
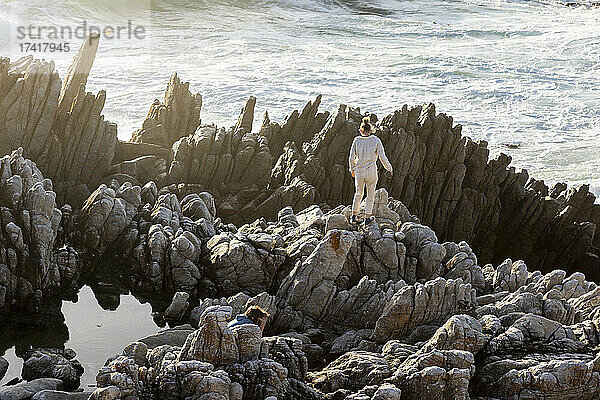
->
[348,117,393,225]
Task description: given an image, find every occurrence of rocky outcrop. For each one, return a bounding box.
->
[0,149,78,312]
[166,117,272,192]
[131,73,202,148]
[372,277,477,344]
[266,101,599,275]
[94,306,319,400]
[2,44,600,400]
[3,44,598,276]
[0,378,63,400]
[178,305,262,365]
[0,36,117,192]
[22,348,84,390]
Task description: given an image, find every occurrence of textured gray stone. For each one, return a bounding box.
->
[22,349,83,390]
[0,378,63,400]
[32,390,93,400]
[372,277,477,343]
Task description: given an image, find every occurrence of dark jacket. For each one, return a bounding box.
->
[227,314,256,329]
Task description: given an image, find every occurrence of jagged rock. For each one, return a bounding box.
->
[308,351,390,393]
[389,349,474,400]
[207,231,285,296]
[325,214,350,232]
[167,107,273,193]
[113,140,170,164]
[476,263,597,326]
[381,341,417,369]
[474,353,600,399]
[420,314,489,354]
[260,94,329,159]
[89,385,120,400]
[178,305,262,366]
[353,221,407,284]
[22,349,84,390]
[493,258,529,293]
[163,291,190,323]
[0,149,73,312]
[3,47,600,274]
[483,314,586,355]
[400,222,446,281]
[321,278,406,332]
[123,341,148,367]
[56,34,99,123]
[4,45,600,400]
[0,56,61,162]
[442,241,485,294]
[131,73,202,147]
[260,336,308,381]
[79,181,141,256]
[372,277,477,343]
[0,378,63,400]
[278,229,354,319]
[96,312,318,400]
[346,383,402,400]
[330,329,374,355]
[106,155,167,188]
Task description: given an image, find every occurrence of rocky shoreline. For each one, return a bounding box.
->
[0,36,599,399]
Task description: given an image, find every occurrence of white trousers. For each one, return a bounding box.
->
[352,165,378,215]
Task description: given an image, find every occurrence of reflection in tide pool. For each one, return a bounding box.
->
[1,286,159,387]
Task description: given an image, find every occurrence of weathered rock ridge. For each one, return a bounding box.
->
[0,36,599,400]
[0,38,597,280]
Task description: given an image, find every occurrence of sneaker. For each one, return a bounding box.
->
[364,216,374,226]
[350,215,358,224]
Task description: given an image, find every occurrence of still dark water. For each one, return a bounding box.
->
[1,286,159,388]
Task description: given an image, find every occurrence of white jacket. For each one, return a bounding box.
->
[348,135,393,174]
